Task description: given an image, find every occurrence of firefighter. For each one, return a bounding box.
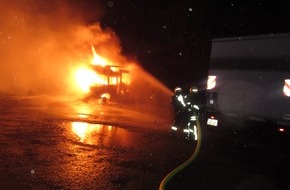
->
[184,86,202,140]
[171,87,187,131]
[185,86,202,108]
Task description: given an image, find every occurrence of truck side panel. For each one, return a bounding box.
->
[207,69,290,125]
[206,34,290,130]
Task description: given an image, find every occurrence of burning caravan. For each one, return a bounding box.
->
[89,65,130,101]
[205,33,290,133]
[75,46,131,101]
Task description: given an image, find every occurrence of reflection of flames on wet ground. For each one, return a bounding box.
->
[68,122,142,148]
[71,122,113,144]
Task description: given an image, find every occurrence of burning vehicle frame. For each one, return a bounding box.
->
[88,64,130,101]
[74,45,132,102]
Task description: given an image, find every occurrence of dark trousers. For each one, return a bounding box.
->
[172,110,188,128]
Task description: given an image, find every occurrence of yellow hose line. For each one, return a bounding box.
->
[159,116,202,190]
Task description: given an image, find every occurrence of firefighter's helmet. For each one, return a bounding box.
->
[190,86,198,93]
[174,87,182,94]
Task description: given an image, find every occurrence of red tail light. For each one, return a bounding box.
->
[278,128,285,133]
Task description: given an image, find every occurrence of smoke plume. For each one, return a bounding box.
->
[0,0,106,95]
[0,0,174,124]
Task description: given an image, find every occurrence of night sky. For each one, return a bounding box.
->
[78,0,290,90]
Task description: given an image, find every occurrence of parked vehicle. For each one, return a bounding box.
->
[205,33,290,134]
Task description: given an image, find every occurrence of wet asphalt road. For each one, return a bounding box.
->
[0,95,195,190]
[167,124,290,190]
[1,96,289,190]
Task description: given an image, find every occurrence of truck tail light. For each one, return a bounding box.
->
[207,76,217,90]
[283,79,290,97]
[278,127,286,133]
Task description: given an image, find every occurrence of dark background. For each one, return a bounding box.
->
[79,0,290,90]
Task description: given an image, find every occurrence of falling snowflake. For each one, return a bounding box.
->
[107,1,114,8]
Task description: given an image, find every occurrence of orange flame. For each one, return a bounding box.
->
[74,66,107,93]
[74,46,110,93]
[73,45,132,95]
[91,46,111,66]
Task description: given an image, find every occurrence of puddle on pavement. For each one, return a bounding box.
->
[64,121,145,148]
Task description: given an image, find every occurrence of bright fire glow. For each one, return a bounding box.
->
[73,46,122,94]
[71,122,114,144]
[100,93,111,100]
[91,46,108,66]
[72,44,133,95]
[122,72,131,85]
[72,122,89,142]
[75,67,107,92]
[71,122,103,143]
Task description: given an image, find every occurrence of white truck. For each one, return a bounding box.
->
[205,33,290,134]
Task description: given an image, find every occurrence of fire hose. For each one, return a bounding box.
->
[158,114,202,190]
